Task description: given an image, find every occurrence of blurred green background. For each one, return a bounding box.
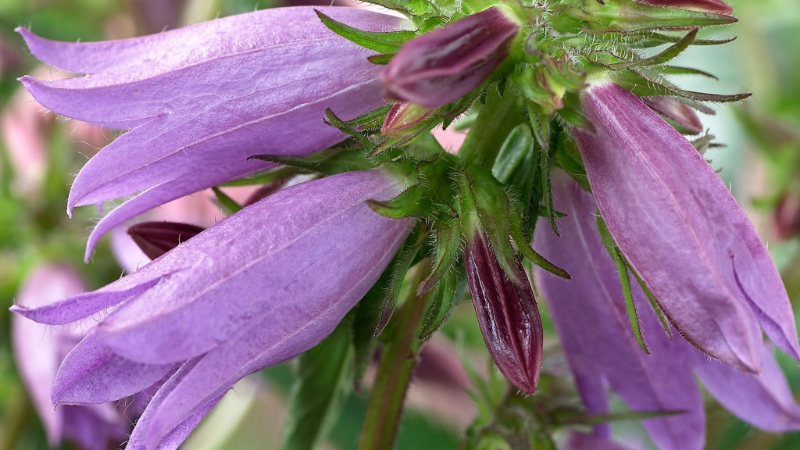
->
[1,0,799,448]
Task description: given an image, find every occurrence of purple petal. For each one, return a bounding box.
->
[11,265,85,446]
[17,8,407,258]
[642,96,703,135]
[534,172,705,450]
[53,333,174,405]
[694,345,800,432]
[565,432,633,450]
[88,170,410,364]
[126,359,224,450]
[62,404,127,450]
[381,7,519,108]
[572,81,800,370]
[11,265,185,325]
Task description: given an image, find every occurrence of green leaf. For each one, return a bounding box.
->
[315,10,416,54]
[351,260,395,390]
[596,216,649,354]
[631,268,673,338]
[654,65,719,80]
[283,320,354,450]
[613,70,751,103]
[211,186,242,215]
[220,166,302,187]
[493,124,535,185]
[417,216,461,295]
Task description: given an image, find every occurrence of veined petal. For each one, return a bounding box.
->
[534,172,705,450]
[52,334,174,405]
[572,81,799,370]
[16,8,401,77]
[694,345,800,432]
[91,171,410,364]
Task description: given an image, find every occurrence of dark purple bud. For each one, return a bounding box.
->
[381,7,520,108]
[380,102,435,138]
[464,232,542,394]
[127,221,204,259]
[642,96,703,135]
[633,0,733,15]
[774,192,800,240]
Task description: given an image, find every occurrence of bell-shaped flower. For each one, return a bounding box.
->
[533,173,800,449]
[570,81,800,372]
[633,0,732,15]
[17,7,404,259]
[381,6,519,108]
[11,264,135,450]
[12,170,411,448]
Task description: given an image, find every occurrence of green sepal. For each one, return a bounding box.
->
[613,28,698,68]
[375,226,424,336]
[282,318,354,450]
[533,114,559,237]
[315,10,416,54]
[654,65,718,80]
[596,215,649,354]
[508,201,570,279]
[417,215,461,296]
[630,31,735,48]
[351,254,397,391]
[613,69,751,103]
[557,92,596,133]
[554,133,591,192]
[367,184,432,219]
[552,407,685,426]
[248,146,374,176]
[342,105,393,132]
[631,268,673,338]
[418,269,458,341]
[220,166,302,187]
[368,54,394,65]
[211,186,242,215]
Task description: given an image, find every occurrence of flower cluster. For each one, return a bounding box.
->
[11,0,800,448]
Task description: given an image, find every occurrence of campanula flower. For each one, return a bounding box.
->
[13,170,411,448]
[17,7,404,259]
[534,172,800,449]
[571,81,800,372]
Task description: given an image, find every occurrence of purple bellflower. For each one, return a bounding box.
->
[13,170,411,449]
[571,81,800,372]
[17,7,405,259]
[381,6,519,108]
[12,265,133,450]
[534,173,800,449]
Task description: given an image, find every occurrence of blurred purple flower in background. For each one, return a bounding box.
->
[12,264,133,450]
[16,6,404,259]
[572,81,800,372]
[534,172,800,450]
[14,170,411,448]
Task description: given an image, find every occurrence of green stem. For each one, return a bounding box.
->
[358,263,431,450]
[458,86,525,169]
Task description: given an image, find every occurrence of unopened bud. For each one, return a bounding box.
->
[381,7,520,108]
[643,96,703,135]
[127,221,204,259]
[464,232,543,394]
[380,102,435,138]
[633,0,732,15]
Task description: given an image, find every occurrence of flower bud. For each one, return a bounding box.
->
[642,96,703,135]
[464,231,543,394]
[381,7,519,108]
[127,221,204,259]
[380,102,435,138]
[633,0,732,15]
